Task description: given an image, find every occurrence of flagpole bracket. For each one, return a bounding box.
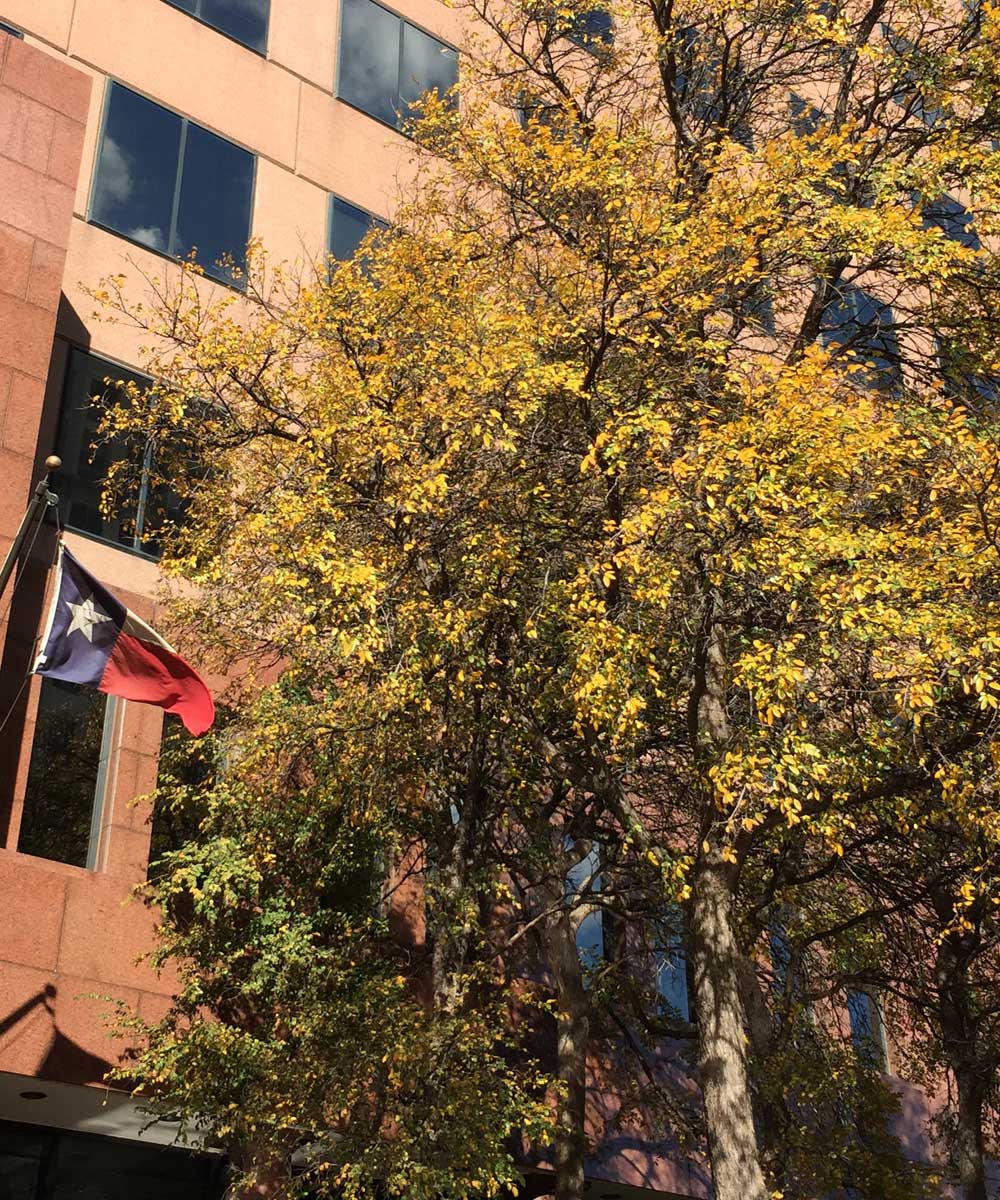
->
[0,456,64,604]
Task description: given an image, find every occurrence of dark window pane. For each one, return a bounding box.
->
[0,1155,38,1200]
[55,349,150,550]
[654,904,689,1022]
[847,990,888,1070]
[923,194,981,250]
[566,8,613,48]
[790,91,822,134]
[175,123,254,284]
[399,21,457,114]
[338,0,401,127]
[165,0,268,51]
[91,84,181,257]
[18,680,107,867]
[820,285,901,390]
[0,20,23,37]
[45,1128,224,1199]
[201,0,268,52]
[149,714,212,874]
[329,195,387,261]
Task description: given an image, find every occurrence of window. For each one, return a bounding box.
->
[790,92,822,135]
[90,82,255,287]
[566,842,603,968]
[328,194,388,262]
[819,285,901,390]
[0,1119,225,1200]
[54,349,187,559]
[564,7,613,49]
[0,19,23,37]
[18,681,116,869]
[675,26,752,146]
[654,904,690,1022]
[164,0,268,53]
[884,26,943,127]
[338,0,458,131]
[769,923,792,993]
[847,989,889,1070]
[923,194,981,250]
[148,715,213,875]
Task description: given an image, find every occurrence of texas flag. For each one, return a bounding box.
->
[33,544,215,736]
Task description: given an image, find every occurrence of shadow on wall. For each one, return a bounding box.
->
[0,984,112,1086]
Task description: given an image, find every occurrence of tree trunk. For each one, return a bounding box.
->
[954,1075,988,1200]
[934,931,988,1200]
[690,851,769,1200]
[547,912,590,1200]
[430,730,485,1013]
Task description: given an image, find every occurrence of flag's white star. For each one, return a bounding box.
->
[65,595,112,643]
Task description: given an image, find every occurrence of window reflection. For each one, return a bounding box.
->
[564,7,613,49]
[164,0,269,53]
[400,22,459,111]
[654,904,690,1022]
[91,83,254,286]
[923,194,981,251]
[18,680,108,868]
[91,86,180,256]
[328,195,388,262]
[847,989,888,1070]
[175,122,256,284]
[565,842,604,969]
[339,0,401,126]
[55,349,191,559]
[819,285,901,390]
[338,0,458,130]
[0,1119,225,1199]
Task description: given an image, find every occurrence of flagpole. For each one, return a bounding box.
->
[0,456,61,607]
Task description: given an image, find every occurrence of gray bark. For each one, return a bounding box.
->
[934,931,988,1200]
[547,911,590,1200]
[690,851,769,1200]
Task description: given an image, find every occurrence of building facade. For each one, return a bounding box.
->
[0,2,469,1195]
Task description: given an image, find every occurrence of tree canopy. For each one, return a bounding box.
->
[94,0,1000,1197]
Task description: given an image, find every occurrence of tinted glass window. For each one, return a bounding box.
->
[339,0,402,126]
[55,349,190,558]
[566,843,603,968]
[149,714,213,875]
[847,990,888,1070]
[175,122,255,285]
[91,85,180,256]
[819,285,901,390]
[565,8,613,48]
[923,194,980,250]
[399,21,458,112]
[328,195,387,261]
[0,1121,224,1200]
[165,0,268,52]
[654,904,689,1022]
[339,0,457,129]
[91,83,254,286]
[18,680,108,868]
[0,19,23,37]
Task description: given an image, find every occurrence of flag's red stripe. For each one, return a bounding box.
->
[99,631,215,736]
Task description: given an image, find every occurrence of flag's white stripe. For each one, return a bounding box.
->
[121,608,177,655]
[32,542,65,673]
